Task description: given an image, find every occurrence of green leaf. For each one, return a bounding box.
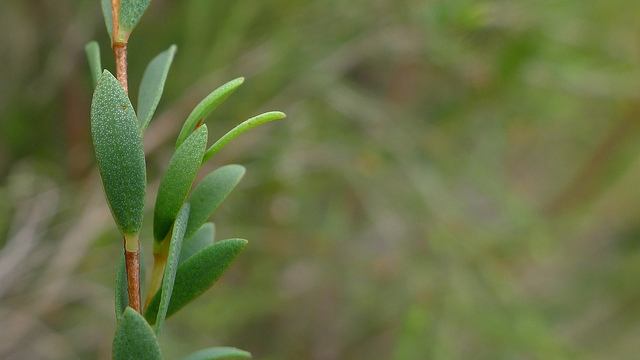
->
[144,238,248,324]
[175,78,244,150]
[119,0,152,39]
[113,307,162,360]
[180,347,251,360]
[84,41,102,88]
[138,45,177,134]
[202,111,286,164]
[184,165,245,241]
[155,203,189,337]
[153,125,208,243]
[91,70,146,236]
[179,222,215,265]
[101,0,113,41]
[115,251,128,323]
[116,246,147,323]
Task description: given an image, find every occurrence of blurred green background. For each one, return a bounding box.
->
[2,0,640,359]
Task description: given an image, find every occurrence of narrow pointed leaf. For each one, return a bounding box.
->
[115,251,128,323]
[138,45,177,133]
[84,41,102,88]
[119,0,152,37]
[113,307,162,360]
[179,222,215,265]
[202,111,286,164]
[144,238,248,324]
[175,78,244,149]
[154,126,208,243]
[184,165,245,241]
[91,70,146,236]
[155,203,189,337]
[180,347,251,360]
[116,246,147,322]
[101,0,113,41]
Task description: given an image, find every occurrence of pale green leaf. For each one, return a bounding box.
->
[138,45,177,133]
[101,0,113,41]
[175,78,244,150]
[113,307,162,360]
[202,111,285,165]
[179,222,215,265]
[155,203,189,337]
[154,125,207,243]
[144,239,248,324]
[180,347,251,360]
[84,41,102,88]
[91,70,146,236]
[184,165,245,241]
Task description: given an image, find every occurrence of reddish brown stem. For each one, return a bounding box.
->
[113,42,128,94]
[124,242,142,313]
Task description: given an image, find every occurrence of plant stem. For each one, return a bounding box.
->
[110,0,128,93]
[124,235,142,313]
[113,42,128,94]
[112,0,137,313]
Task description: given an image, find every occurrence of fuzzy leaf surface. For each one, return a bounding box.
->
[144,238,248,324]
[180,347,251,360]
[84,41,102,88]
[184,165,245,241]
[202,111,286,164]
[119,0,152,36]
[91,70,146,236]
[179,222,215,265]
[155,203,189,337]
[175,77,244,149]
[154,125,207,243]
[113,307,162,360]
[138,45,177,133]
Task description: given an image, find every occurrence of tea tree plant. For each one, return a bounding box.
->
[85,0,285,358]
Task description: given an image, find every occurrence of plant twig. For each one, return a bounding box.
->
[111,0,138,312]
[124,235,142,313]
[113,42,128,94]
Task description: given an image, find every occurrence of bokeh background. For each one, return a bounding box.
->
[2,0,640,359]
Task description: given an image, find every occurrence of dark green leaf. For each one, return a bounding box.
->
[175,78,244,150]
[179,222,215,265]
[154,125,208,243]
[138,45,177,133]
[202,111,285,164]
[155,203,189,337]
[84,41,102,88]
[145,238,248,324]
[184,165,245,241]
[113,307,162,360]
[91,70,146,236]
[180,347,251,360]
[115,251,128,323]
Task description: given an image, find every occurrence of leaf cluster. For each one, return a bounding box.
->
[86,0,284,358]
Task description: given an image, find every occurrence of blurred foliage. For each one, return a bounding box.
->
[2,0,640,359]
